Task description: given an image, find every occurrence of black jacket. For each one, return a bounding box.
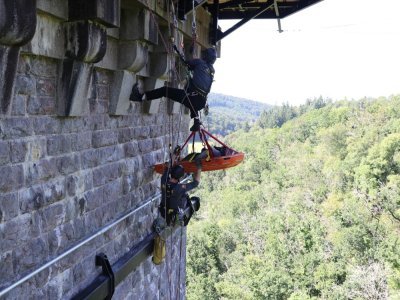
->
[187,59,215,96]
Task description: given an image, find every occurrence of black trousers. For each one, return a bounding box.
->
[145,86,206,118]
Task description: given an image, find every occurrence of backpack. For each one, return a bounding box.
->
[190,61,215,96]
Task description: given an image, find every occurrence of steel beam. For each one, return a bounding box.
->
[216,0,274,42]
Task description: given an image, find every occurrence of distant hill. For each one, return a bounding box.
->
[203,93,271,136]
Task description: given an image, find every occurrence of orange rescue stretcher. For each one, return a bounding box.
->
[154,128,245,174]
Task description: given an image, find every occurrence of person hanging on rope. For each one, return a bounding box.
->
[160,151,202,226]
[130,47,217,132]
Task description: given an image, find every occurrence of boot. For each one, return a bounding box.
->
[129,83,144,102]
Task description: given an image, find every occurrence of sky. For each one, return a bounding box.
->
[211,0,400,105]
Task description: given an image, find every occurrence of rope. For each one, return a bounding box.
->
[142,4,202,299]
[144,0,202,121]
[176,226,185,299]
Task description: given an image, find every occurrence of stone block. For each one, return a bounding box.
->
[84,208,103,233]
[118,128,135,143]
[66,171,93,197]
[95,84,110,100]
[33,116,62,135]
[37,77,56,97]
[120,8,157,44]
[26,137,47,161]
[118,41,148,73]
[37,0,68,20]
[42,178,66,205]
[25,158,58,186]
[0,140,10,165]
[15,74,36,96]
[133,126,151,140]
[109,70,134,115]
[138,139,153,154]
[48,223,75,256]
[98,145,125,164]
[0,250,13,286]
[24,13,65,59]
[122,174,140,195]
[168,99,182,114]
[12,237,49,275]
[142,152,156,168]
[40,202,64,230]
[10,140,27,163]
[0,192,19,223]
[70,132,92,151]
[149,125,163,138]
[149,51,169,79]
[92,129,119,148]
[92,162,121,187]
[0,0,37,46]
[55,154,81,175]
[152,137,164,149]
[0,213,40,252]
[0,117,33,141]
[19,184,45,213]
[103,179,122,202]
[142,78,163,114]
[84,187,104,211]
[30,56,58,78]
[61,117,88,134]
[65,21,107,63]
[18,177,66,213]
[69,0,120,28]
[11,94,27,116]
[47,135,72,156]
[124,141,139,158]
[0,165,24,193]
[94,37,119,70]
[27,96,56,115]
[57,60,92,116]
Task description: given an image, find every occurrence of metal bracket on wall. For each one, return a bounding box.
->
[95,253,115,300]
[72,232,157,299]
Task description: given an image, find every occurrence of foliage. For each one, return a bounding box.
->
[186,95,400,299]
[204,93,270,136]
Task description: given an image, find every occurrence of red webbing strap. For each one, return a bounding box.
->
[202,128,232,149]
[199,128,214,158]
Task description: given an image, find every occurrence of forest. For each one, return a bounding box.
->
[186,95,400,299]
[203,93,270,136]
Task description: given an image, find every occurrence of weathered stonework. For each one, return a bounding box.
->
[0,0,215,297]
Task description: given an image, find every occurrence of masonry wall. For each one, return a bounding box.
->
[0,0,213,298]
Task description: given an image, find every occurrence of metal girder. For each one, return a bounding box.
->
[215,0,323,20]
[218,0,254,10]
[178,0,207,20]
[215,0,275,42]
[209,0,323,43]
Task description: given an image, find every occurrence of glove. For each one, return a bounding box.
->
[173,145,181,156]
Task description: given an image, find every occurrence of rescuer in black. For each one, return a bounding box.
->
[130,47,217,132]
[159,160,202,226]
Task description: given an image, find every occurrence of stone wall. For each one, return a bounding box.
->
[0,0,213,298]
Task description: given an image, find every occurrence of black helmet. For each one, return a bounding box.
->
[171,164,185,180]
[203,47,217,64]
